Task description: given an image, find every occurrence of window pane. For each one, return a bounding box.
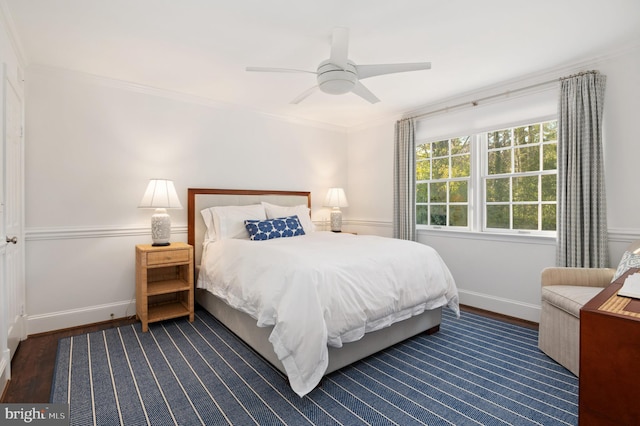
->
[432,140,448,157]
[416,205,428,225]
[432,157,449,179]
[431,205,446,225]
[486,205,509,228]
[416,183,428,202]
[451,137,470,155]
[430,182,447,203]
[513,176,538,202]
[486,178,510,202]
[416,143,431,160]
[541,174,556,201]
[514,145,540,172]
[542,204,556,230]
[543,143,557,170]
[449,180,467,202]
[488,129,511,149]
[543,121,558,142]
[514,124,540,145]
[451,154,470,177]
[513,204,538,229]
[416,159,430,180]
[450,205,468,227]
[488,150,511,175]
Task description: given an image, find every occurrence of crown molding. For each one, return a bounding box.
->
[405,41,640,120]
[26,64,349,134]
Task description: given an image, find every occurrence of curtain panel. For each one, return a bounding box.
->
[556,72,609,267]
[393,118,416,241]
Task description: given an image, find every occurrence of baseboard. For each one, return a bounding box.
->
[458,289,541,324]
[27,300,137,335]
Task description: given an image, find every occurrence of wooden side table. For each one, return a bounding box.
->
[579,267,640,425]
[135,242,194,332]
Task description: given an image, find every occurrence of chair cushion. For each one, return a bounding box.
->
[542,285,604,318]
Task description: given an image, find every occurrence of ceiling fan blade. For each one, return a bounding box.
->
[351,81,380,104]
[357,62,431,79]
[290,85,319,104]
[329,27,349,69]
[246,66,316,74]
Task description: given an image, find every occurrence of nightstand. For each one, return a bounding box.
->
[135,242,194,332]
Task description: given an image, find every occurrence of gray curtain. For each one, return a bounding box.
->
[556,72,609,267]
[393,118,416,241]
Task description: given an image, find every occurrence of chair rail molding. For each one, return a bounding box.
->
[26,224,188,241]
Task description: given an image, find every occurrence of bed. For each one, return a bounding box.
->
[187,188,459,397]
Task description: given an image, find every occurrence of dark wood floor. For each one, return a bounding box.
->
[0,317,137,403]
[0,305,537,403]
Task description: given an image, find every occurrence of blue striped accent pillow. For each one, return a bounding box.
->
[244,215,306,241]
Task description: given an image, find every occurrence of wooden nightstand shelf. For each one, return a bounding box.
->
[135,242,194,332]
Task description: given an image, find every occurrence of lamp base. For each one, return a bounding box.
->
[330,208,342,232]
[151,208,172,246]
[151,242,171,247]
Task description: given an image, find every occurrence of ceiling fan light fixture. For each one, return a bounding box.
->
[246,27,431,104]
[318,74,356,95]
[317,60,357,95]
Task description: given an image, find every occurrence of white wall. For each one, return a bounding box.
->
[24,67,348,333]
[347,45,640,322]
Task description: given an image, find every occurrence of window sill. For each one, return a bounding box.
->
[417,227,557,245]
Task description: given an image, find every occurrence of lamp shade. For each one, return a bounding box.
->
[138,179,183,209]
[323,187,349,208]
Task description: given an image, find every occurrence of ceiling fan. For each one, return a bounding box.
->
[246,27,431,104]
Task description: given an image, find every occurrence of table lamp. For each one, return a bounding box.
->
[323,187,349,232]
[138,179,182,246]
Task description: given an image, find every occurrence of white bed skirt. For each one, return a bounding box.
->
[195,288,442,376]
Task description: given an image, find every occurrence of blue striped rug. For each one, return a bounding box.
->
[51,309,578,425]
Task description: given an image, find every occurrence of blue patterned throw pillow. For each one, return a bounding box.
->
[244,215,306,241]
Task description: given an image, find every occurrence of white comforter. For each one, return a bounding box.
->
[197,232,459,397]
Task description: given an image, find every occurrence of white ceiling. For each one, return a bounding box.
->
[3,0,640,128]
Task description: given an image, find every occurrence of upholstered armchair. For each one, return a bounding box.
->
[539,267,613,375]
[539,241,640,376]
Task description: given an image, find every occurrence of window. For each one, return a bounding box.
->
[416,119,557,234]
[416,137,471,227]
[485,121,557,232]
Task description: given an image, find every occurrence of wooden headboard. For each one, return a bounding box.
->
[187,188,311,265]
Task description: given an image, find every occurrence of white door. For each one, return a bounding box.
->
[1,69,25,392]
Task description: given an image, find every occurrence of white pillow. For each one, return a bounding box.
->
[262,201,315,233]
[200,207,217,242]
[201,204,266,241]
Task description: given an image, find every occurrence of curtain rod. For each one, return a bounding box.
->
[407,70,599,121]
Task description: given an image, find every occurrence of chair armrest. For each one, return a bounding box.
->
[541,267,615,288]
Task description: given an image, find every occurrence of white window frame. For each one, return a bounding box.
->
[416,115,557,237]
